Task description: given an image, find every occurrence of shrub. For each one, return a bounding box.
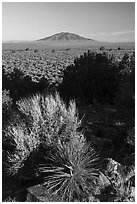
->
[17,92,82,146]
[59,52,119,105]
[5,93,83,175]
[4,122,40,175]
[2,66,49,102]
[2,89,12,111]
[114,53,135,128]
[2,89,13,127]
[100,46,105,51]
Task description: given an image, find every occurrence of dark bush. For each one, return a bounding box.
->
[2,89,13,124]
[2,67,49,102]
[114,53,135,128]
[100,46,105,51]
[59,52,119,105]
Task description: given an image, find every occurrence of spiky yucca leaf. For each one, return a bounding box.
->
[39,140,100,201]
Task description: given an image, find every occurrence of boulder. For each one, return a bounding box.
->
[27,185,49,202]
[101,159,135,192]
[99,158,135,201]
[27,184,63,202]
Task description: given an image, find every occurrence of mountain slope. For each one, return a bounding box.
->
[36,32,102,47]
[37,32,94,42]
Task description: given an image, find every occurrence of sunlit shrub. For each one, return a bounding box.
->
[17,92,82,146]
[2,89,12,108]
[5,93,83,175]
[5,123,40,175]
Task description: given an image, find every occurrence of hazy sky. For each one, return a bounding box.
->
[2,2,135,42]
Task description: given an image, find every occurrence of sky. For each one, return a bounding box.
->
[2,2,135,42]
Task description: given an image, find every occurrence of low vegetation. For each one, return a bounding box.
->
[2,48,135,201]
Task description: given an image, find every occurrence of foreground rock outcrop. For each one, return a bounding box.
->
[25,158,135,202]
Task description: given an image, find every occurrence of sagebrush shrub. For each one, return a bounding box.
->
[2,89,12,109]
[17,92,81,146]
[5,123,40,175]
[2,89,13,124]
[5,93,83,175]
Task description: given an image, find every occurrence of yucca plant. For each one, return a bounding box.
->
[38,136,100,202]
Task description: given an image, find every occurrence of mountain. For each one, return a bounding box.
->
[36,32,102,47]
[2,32,135,50]
[37,32,94,42]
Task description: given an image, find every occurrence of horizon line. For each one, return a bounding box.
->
[2,39,135,44]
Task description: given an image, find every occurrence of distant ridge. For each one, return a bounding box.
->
[37,32,94,42]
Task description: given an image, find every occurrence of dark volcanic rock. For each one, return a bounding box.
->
[100,158,135,202]
[27,184,63,202]
[101,158,135,190]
